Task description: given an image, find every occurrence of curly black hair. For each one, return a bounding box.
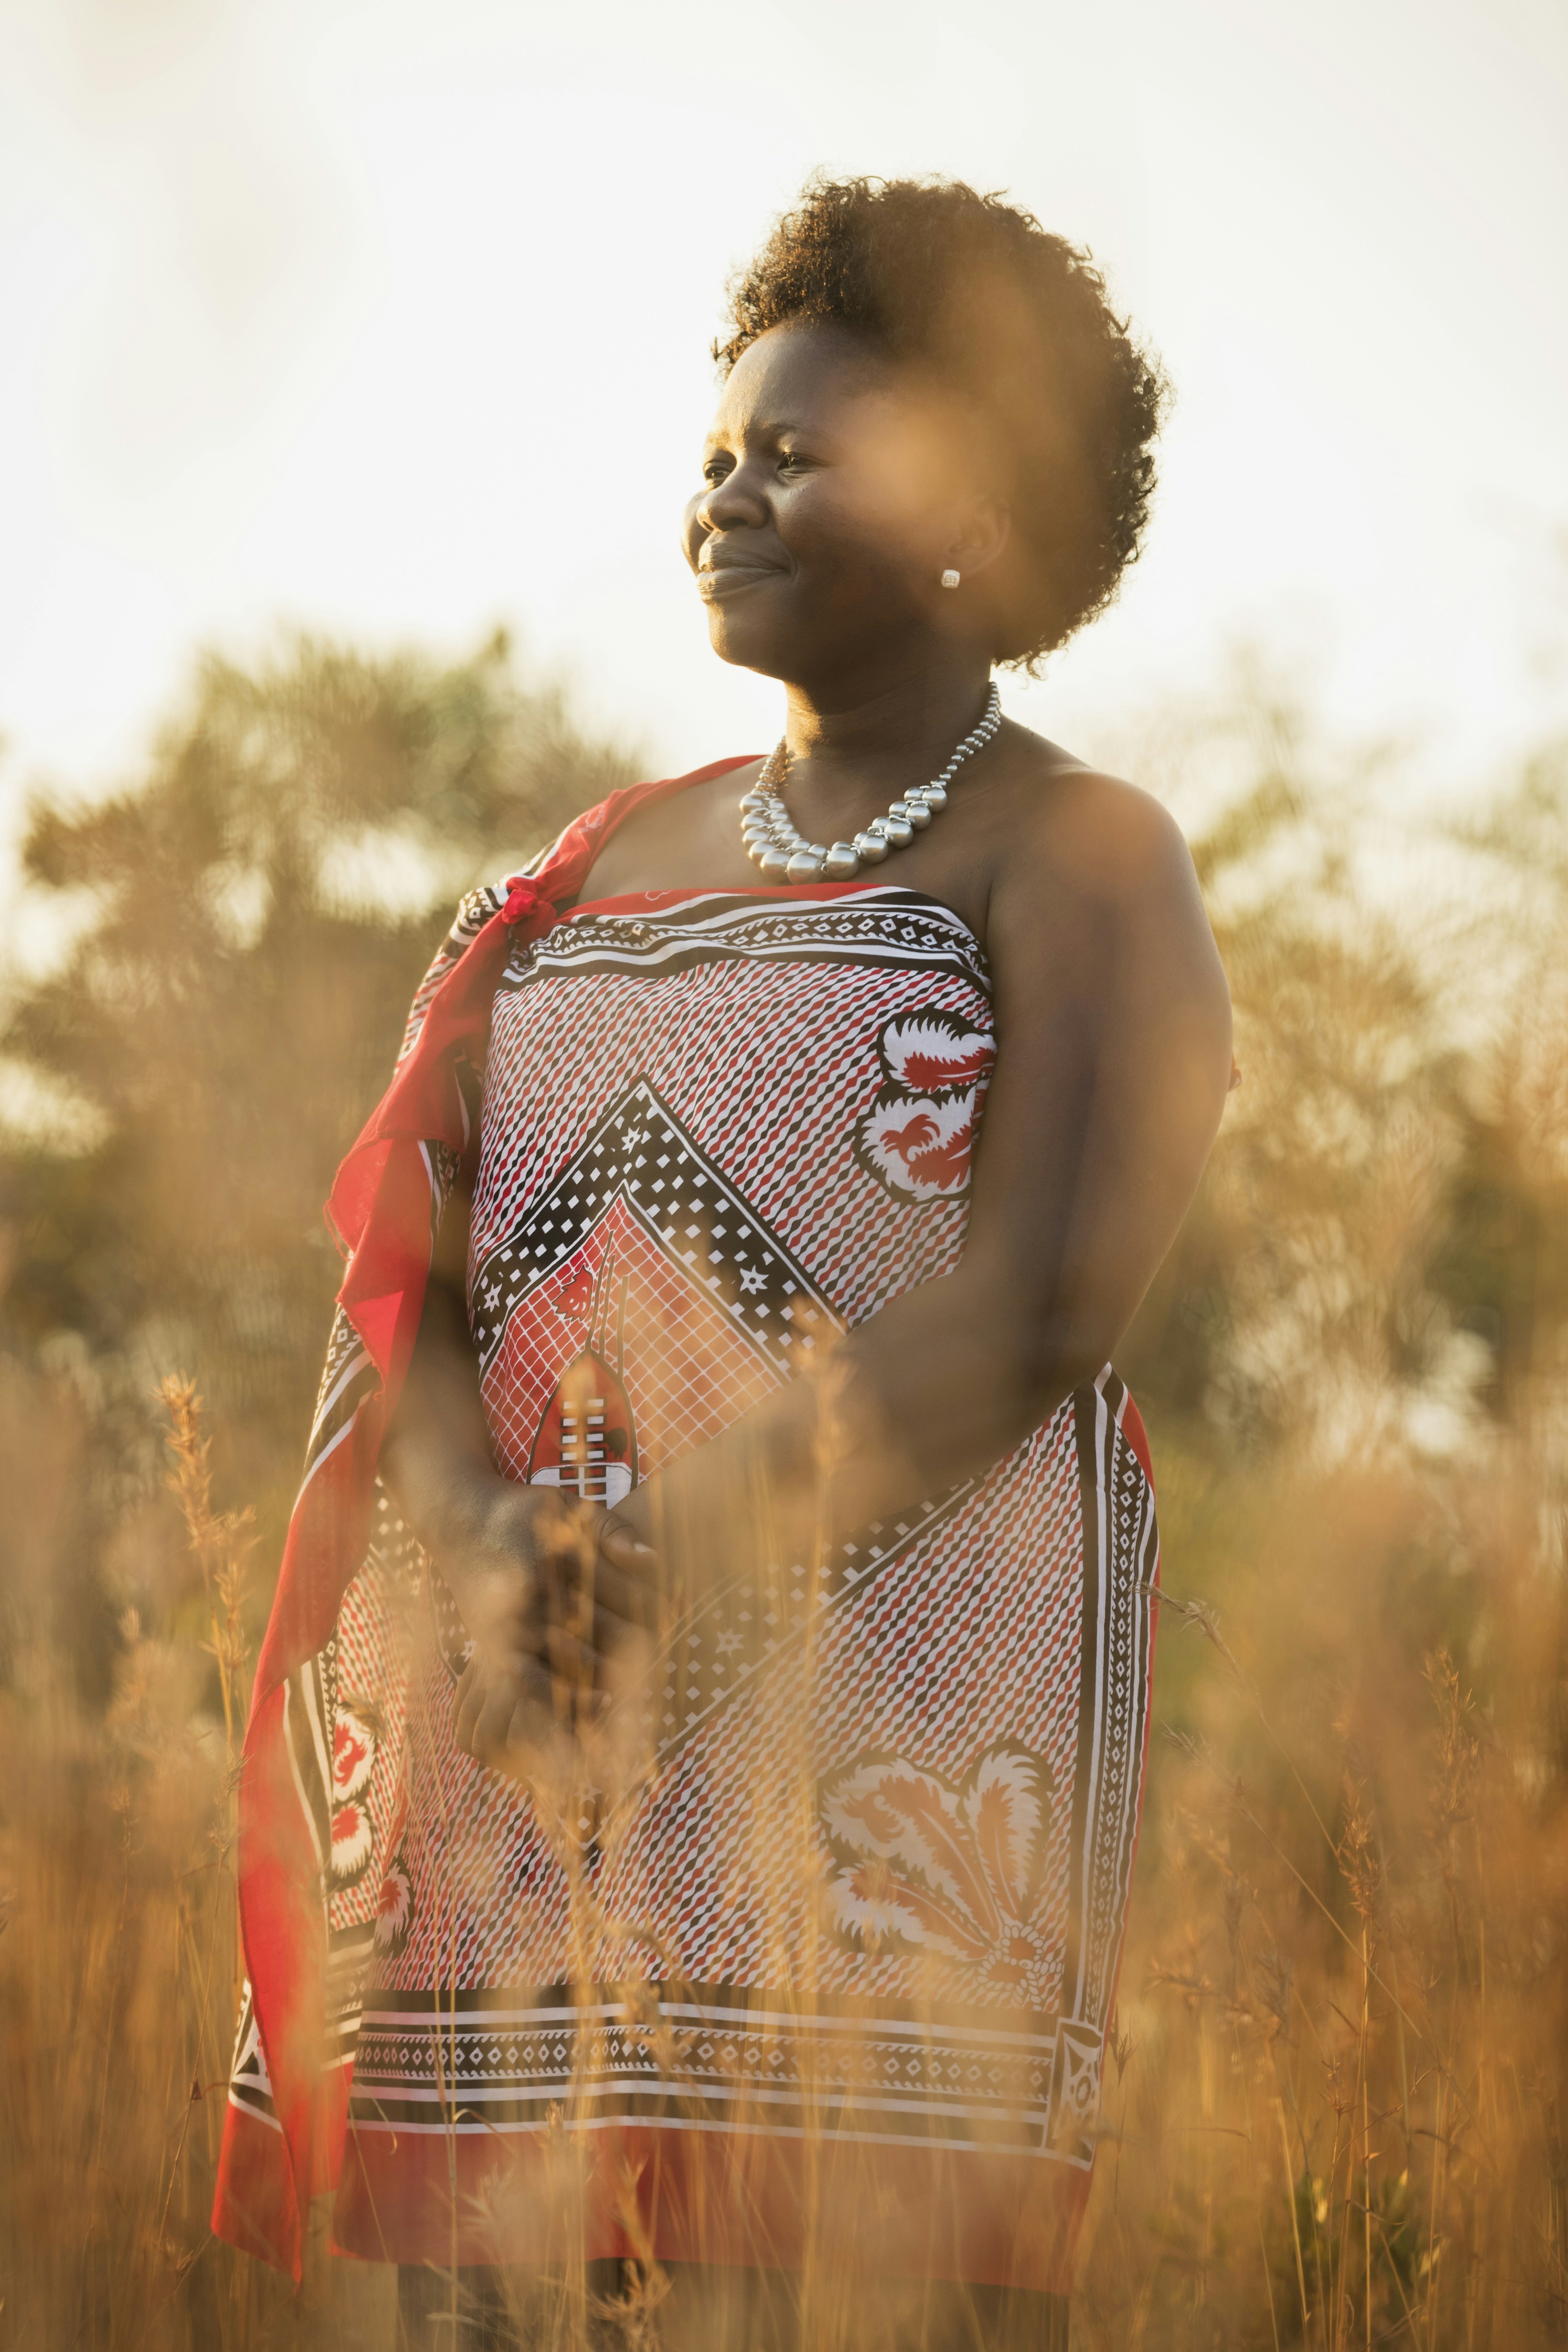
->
[717,176,1168,672]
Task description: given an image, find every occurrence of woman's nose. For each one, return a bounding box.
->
[699,465,766,533]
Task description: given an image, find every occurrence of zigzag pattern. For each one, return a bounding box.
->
[231,884,1157,2217]
[349,890,1154,2168]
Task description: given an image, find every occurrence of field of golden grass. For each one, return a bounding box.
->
[5,1344,1565,2348]
[2,654,1565,2347]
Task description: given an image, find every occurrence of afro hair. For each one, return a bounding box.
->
[717,176,1168,670]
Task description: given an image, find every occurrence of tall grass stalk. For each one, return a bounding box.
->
[5,666,1568,2346]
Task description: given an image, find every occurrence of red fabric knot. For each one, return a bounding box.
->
[502,876,547,926]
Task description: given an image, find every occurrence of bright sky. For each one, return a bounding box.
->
[2,0,1566,826]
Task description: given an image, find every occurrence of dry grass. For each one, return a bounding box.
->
[1073,1438,1568,2349]
[5,1329,1566,2349]
[3,682,1567,2346]
[0,1382,395,2348]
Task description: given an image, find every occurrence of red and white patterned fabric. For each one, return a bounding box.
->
[214,776,1160,2298]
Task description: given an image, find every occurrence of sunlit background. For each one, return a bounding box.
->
[5,8,1568,2346]
[3,0,1567,815]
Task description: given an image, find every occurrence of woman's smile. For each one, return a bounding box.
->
[695,539,789,596]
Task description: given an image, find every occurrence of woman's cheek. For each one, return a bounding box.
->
[785,485,900,584]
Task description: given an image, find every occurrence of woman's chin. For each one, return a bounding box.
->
[704,607,791,679]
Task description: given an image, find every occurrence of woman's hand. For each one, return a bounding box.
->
[442,1474,658,1775]
[377,1237,664,1781]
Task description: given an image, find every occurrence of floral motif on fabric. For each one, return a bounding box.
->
[333,1706,376,1801]
[329,1704,377,1887]
[819,1741,1057,2006]
[374,1851,413,1960]
[854,1007,995,1202]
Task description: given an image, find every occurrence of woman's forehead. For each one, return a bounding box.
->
[707,322,912,441]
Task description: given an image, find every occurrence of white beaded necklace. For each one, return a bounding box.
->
[738,683,1002,883]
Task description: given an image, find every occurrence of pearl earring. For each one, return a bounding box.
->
[940,568,961,589]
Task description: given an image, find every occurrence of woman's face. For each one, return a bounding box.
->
[683,320,992,692]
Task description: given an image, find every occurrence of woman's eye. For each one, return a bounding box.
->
[779,451,811,473]
[702,460,731,486]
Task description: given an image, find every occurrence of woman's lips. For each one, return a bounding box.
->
[696,551,787,598]
[697,569,778,599]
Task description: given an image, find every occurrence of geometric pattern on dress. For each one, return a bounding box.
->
[336,886,1156,2185]
[591,1406,1086,2010]
[326,1526,414,1934]
[229,1483,424,2122]
[397,879,508,1062]
[469,1079,837,1386]
[349,1979,1054,2149]
[521,886,992,998]
[226,1978,276,2128]
[227,1922,375,2132]
[352,1388,1144,2169]
[303,1305,376,1482]
[467,1102,989,1794]
[371,1402,1084,2003]
[1064,1369,1159,2041]
[470,897,995,1348]
[479,1186,793,1491]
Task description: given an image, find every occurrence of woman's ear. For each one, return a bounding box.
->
[947,493,1011,582]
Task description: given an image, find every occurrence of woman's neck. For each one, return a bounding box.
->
[780,654,995,796]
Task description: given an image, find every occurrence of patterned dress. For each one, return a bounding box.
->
[221,870,1159,2294]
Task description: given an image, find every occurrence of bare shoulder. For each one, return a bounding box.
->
[987,725,1198,913]
[981,726,1229,1033]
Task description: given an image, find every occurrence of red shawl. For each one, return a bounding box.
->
[214,760,751,2277]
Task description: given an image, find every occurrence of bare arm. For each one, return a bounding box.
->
[625,773,1232,1566]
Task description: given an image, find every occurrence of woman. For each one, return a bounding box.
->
[214,178,1231,2348]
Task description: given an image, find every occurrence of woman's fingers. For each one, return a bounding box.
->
[533,1621,643,1711]
[456,1653,546,1760]
[456,1635,624,1770]
[453,1653,486,1753]
[534,1621,615,1692]
[459,1653,580,1770]
[522,1551,652,1640]
[579,1555,654,1632]
[600,1517,658,1571]
[471,1673,521,1761]
[477,1492,655,1630]
[452,1490,662,1767]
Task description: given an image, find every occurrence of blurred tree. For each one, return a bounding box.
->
[1121,683,1568,1473]
[0,631,637,1679]
[4,635,1566,1705]
[1432,741,1568,1415]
